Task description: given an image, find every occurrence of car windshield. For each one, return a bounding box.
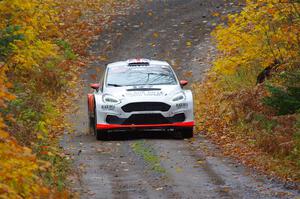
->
[106,65,177,86]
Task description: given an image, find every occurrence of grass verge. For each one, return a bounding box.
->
[131,141,166,173]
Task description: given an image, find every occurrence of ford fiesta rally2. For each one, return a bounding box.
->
[87,59,194,140]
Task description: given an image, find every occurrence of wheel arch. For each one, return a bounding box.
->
[184,89,193,103]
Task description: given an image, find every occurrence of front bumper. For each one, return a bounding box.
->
[96,121,194,130]
[95,95,194,131]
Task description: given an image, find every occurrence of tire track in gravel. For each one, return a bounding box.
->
[62,0,300,198]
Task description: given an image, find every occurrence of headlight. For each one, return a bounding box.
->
[172,92,185,102]
[102,94,120,104]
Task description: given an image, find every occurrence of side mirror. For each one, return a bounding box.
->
[90,83,100,90]
[180,80,188,87]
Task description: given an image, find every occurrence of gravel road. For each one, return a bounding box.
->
[62,0,300,198]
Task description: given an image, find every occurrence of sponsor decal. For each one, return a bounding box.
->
[176,103,188,109]
[126,91,164,97]
[101,105,115,110]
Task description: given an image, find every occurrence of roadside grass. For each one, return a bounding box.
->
[34,136,72,192]
[131,141,166,173]
[220,66,261,91]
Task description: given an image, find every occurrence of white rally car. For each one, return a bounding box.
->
[87,59,194,140]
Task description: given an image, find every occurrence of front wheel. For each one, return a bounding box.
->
[181,127,193,139]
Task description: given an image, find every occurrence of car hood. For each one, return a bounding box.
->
[104,85,181,101]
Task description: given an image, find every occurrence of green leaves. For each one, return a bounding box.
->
[0,25,24,60]
[56,39,77,60]
[263,70,300,115]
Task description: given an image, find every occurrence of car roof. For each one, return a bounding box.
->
[106,59,170,68]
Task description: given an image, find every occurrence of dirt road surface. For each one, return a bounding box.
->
[62,0,300,198]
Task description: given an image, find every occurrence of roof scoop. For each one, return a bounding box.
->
[127,58,150,66]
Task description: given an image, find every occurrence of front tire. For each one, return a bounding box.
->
[89,116,95,135]
[181,127,193,139]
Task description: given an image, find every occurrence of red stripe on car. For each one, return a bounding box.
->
[96,121,194,130]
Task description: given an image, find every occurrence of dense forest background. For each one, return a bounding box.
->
[0,0,299,198]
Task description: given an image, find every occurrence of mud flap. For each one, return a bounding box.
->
[87,94,95,118]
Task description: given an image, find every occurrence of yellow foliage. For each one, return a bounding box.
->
[212,0,300,75]
[0,137,50,198]
[0,0,134,197]
[11,40,57,70]
[0,67,50,197]
[0,0,58,70]
[0,0,62,197]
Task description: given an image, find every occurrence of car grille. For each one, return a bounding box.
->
[125,114,169,124]
[121,102,171,112]
[106,113,185,125]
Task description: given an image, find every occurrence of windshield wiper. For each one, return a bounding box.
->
[107,83,123,87]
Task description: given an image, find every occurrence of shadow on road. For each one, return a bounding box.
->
[100,131,184,141]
